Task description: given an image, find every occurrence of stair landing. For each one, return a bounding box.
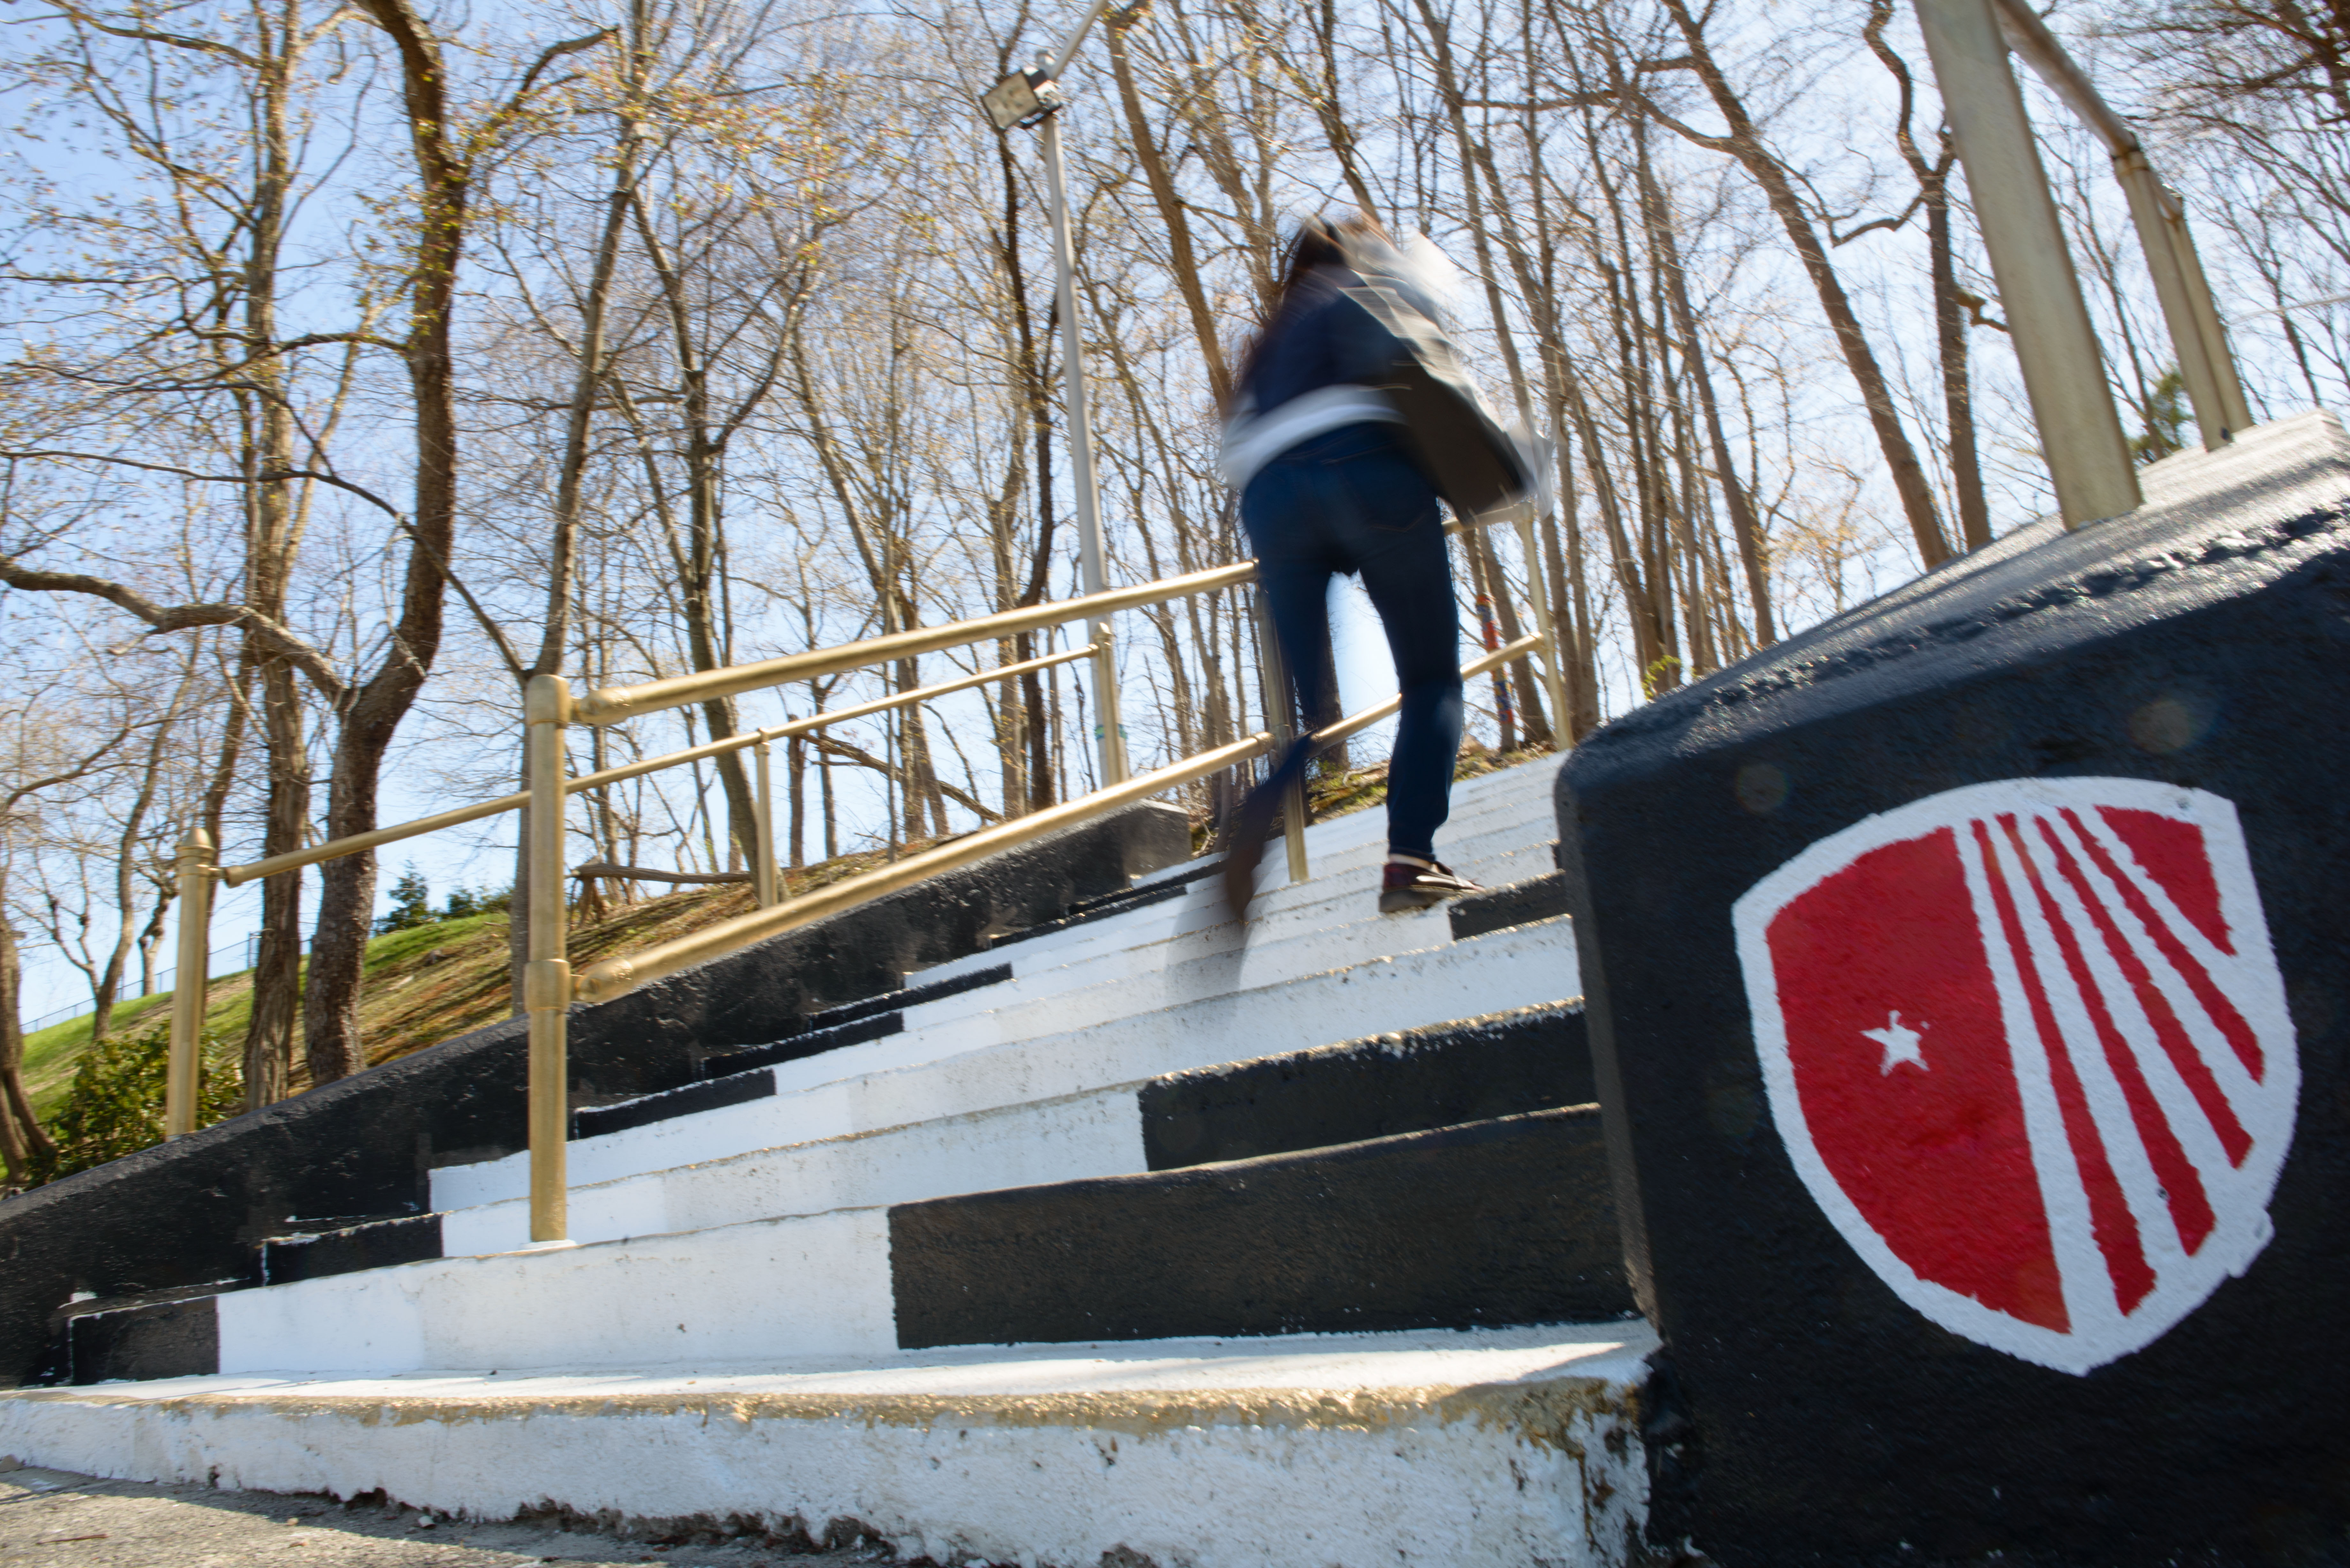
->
[0,1322,1654,1568]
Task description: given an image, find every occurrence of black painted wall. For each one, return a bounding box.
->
[892,1105,1627,1347]
[0,804,1186,1387]
[1557,426,2350,1566]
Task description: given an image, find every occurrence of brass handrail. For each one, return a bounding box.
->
[165,513,1572,1251]
[223,793,528,889]
[219,643,1101,888]
[570,630,1546,1009]
[572,729,1276,1006]
[574,561,1257,727]
[1309,633,1539,750]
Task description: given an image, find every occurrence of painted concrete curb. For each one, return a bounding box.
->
[0,1325,1656,1568]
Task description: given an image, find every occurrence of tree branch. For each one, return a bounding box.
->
[807,734,1001,823]
[570,862,748,885]
[0,556,348,704]
[1,447,529,681]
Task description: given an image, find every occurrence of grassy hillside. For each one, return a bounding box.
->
[21,741,1551,1127]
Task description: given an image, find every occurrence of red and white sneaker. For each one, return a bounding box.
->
[1378,858,1482,914]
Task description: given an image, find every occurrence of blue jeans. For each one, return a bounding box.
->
[1240,423,1463,859]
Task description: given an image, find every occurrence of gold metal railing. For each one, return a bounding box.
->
[161,509,1566,1247]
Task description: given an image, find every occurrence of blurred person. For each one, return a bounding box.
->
[1217,216,1533,917]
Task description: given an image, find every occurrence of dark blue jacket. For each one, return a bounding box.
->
[1239,267,1405,416]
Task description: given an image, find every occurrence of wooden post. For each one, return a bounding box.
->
[524,674,572,1243]
[163,827,214,1140]
[2114,153,2238,450]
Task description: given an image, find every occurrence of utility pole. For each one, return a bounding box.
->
[980,2,1129,787]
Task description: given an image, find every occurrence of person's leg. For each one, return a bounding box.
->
[1255,555,1337,745]
[1324,435,1461,862]
[1223,455,1338,914]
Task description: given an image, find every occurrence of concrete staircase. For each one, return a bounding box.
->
[0,755,1653,1567]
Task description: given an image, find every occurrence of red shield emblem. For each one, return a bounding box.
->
[1733,779,2298,1375]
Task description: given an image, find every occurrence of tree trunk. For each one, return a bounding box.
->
[1862,2,1990,552]
[308,0,470,1084]
[1653,0,1953,567]
[1637,149,1776,644]
[244,661,307,1108]
[1929,162,1992,550]
[230,14,314,1110]
[1105,12,1231,404]
[0,923,54,1186]
[512,77,637,1012]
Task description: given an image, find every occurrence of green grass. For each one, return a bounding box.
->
[362,911,505,973]
[20,911,510,1120]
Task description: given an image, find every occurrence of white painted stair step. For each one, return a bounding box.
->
[898,770,1559,1003]
[426,757,1566,1214]
[434,853,1570,1215]
[445,1079,1144,1256]
[811,813,1561,1076]
[913,754,1561,988]
[436,913,1574,1247]
[0,1321,1653,1568]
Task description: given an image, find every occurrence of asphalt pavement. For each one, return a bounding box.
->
[0,1461,912,1567]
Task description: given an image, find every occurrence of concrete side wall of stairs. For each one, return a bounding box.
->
[0,804,1187,1388]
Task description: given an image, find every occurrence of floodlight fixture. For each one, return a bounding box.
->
[981,68,1065,132]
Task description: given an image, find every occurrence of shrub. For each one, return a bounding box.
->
[375,866,435,935]
[31,1016,242,1184]
[440,883,512,919]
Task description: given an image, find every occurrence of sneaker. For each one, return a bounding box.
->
[1378,859,1483,914]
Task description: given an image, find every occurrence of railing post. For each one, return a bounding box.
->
[1916,0,2141,528]
[1089,626,1129,786]
[1512,506,1570,744]
[524,674,572,1243]
[1251,594,1310,885]
[2147,167,2254,438]
[164,826,214,1140]
[753,739,779,908]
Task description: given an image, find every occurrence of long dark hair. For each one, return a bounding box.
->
[1227,214,1391,411]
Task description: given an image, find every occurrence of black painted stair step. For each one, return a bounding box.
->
[889,1104,1629,1349]
[261,1211,444,1286]
[662,961,1015,1097]
[980,873,1200,952]
[1064,859,1218,917]
[1142,1000,1591,1170]
[585,969,1018,1137]
[60,1284,238,1385]
[686,1010,906,1092]
[784,961,1014,1040]
[1446,869,1571,941]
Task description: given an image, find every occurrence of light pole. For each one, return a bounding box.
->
[981,2,1128,788]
